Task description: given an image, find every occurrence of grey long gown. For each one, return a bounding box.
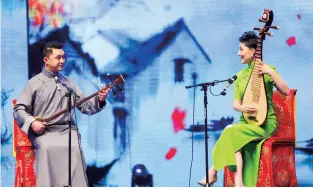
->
[13,68,105,187]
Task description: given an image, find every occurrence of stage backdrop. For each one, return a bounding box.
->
[1,0,313,186]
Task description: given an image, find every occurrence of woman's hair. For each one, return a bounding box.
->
[239,31,258,49]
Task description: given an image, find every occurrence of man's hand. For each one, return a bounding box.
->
[31,120,46,135]
[98,84,110,102]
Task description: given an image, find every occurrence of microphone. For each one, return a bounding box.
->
[55,76,80,98]
[55,76,61,91]
[220,75,237,96]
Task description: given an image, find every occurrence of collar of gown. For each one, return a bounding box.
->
[42,68,59,78]
[247,61,255,71]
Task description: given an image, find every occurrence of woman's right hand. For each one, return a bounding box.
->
[31,120,46,135]
[241,104,257,113]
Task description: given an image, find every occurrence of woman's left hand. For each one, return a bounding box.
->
[254,59,274,76]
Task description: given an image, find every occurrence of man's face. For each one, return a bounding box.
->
[43,48,65,72]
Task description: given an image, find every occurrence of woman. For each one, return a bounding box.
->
[198,31,290,187]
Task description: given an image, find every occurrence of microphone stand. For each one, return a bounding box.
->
[62,84,80,187]
[185,79,229,187]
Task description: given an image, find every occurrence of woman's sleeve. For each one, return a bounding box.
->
[233,73,242,100]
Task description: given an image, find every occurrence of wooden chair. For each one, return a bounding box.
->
[13,99,36,187]
[224,89,298,187]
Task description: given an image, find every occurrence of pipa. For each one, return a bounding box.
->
[242,9,279,126]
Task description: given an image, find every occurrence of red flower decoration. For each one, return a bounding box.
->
[165,147,177,160]
[171,107,186,133]
[286,36,296,47]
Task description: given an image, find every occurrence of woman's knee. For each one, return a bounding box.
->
[225,124,234,129]
[223,124,239,133]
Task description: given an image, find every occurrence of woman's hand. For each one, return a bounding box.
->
[241,104,258,113]
[254,59,274,76]
[254,59,290,96]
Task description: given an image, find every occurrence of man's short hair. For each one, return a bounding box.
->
[41,41,64,58]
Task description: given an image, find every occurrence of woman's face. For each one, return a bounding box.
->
[238,42,255,64]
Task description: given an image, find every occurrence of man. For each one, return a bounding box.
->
[13,41,110,186]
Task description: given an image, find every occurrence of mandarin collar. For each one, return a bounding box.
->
[247,61,255,71]
[42,68,59,78]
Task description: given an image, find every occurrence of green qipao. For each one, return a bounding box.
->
[212,62,278,186]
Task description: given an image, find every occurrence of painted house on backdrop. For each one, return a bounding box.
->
[91,18,212,153]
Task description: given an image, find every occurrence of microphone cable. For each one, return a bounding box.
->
[188,85,196,186]
[209,80,222,96]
